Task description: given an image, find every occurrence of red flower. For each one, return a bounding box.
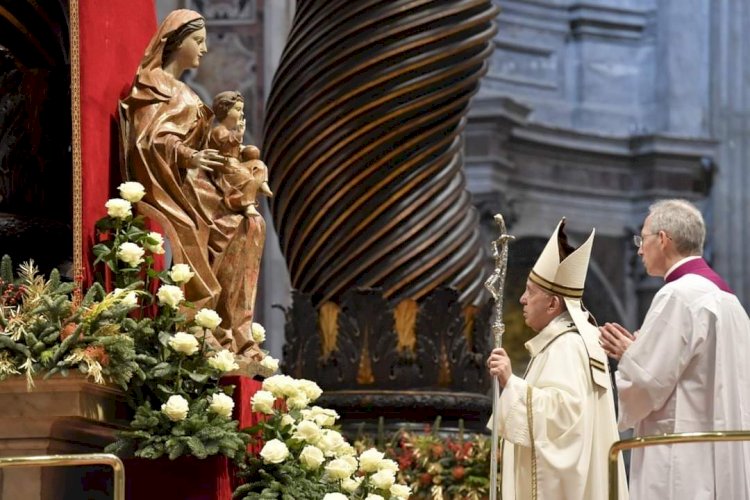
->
[419,472,433,486]
[61,322,78,341]
[84,345,110,366]
[452,465,466,481]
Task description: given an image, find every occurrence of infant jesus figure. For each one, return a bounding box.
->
[209,91,273,217]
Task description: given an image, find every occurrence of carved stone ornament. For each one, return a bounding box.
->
[281,287,493,430]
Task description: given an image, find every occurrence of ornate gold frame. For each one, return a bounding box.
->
[69,0,84,293]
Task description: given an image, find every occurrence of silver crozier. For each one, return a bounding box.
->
[484,214,514,500]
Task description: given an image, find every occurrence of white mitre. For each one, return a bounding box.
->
[529,218,609,388]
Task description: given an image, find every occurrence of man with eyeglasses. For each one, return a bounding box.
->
[599,199,750,500]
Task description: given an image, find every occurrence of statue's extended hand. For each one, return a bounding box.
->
[190,149,224,172]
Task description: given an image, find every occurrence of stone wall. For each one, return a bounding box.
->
[464,0,734,344]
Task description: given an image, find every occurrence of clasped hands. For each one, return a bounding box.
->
[598,322,636,360]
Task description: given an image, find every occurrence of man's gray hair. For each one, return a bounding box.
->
[647,199,705,255]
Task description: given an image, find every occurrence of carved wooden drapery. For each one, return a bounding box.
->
[263,0,499,307]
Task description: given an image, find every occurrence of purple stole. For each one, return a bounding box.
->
[665,257,734,294]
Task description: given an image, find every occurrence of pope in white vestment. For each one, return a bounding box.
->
[600,199,750,500]
[496,313,628,500]
[488,219,628,500]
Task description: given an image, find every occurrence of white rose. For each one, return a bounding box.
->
[260,439,289,464]
[299,445,325,470]
[390,484,411,499]
[296,379,323,402]
[365,495,384,500]
[105,198,132,219]
[157,284,184,309]
[117,242,144,267]
[292,420,322,444]
[262,375,298,398]
[118,181,146,202]
[337,442,356,457]
[316,408,338,427]
[260,355,279,374]
[359,448,385,473]
[301,406,337,428]
[114,288,138,308]
[325,457,357,480]
[342,476,363,493]
[209,392,235,418]
[280,414,296,429]
[319,429,346,457]
[369,469,395,491]
[143,231,165,254]
[168,332,199,356]
[207,350,239,373]
[251,322,266,343]
[169,263,194,284]
[286,392,309,410]
[250,390,276,415]
[195,308,222,330]
[341,455,358,470]
[377,458,399,473]
[323,494,348,500]
[161,395,189,421]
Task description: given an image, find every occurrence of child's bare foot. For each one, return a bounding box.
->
[259,181,273,197]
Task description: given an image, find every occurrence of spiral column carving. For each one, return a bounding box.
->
[263,0,499,307]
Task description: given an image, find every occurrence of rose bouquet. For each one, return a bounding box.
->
[84,182,258,462]
[102,283,251,461]
[233,374,411,500]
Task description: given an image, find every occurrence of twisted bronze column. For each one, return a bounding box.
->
[263,0,499,306]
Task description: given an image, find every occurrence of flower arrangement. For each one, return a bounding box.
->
[356,419,492,500]
[89,182,270,461]
[0,181,281,464]
[0,255,140,390]
[233,374,411,500]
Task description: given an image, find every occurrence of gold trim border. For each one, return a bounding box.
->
[529,270,584,298]
[608,430,750,500]
[70,0,83,301]
[0,453,125,500]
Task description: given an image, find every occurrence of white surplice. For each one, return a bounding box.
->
[490,312,628,500]
[617,273,750,500]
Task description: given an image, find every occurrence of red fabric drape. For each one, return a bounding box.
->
[125,455,233,500]
[79,0,157,286]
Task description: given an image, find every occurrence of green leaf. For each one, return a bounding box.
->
[187,371,209,384]
[158,331,173,348]
[167,440,188,460]
[186,436,208,459]
[92,244,112,258]
[151,361,173,378]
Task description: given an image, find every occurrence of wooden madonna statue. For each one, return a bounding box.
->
[119,9,271,369]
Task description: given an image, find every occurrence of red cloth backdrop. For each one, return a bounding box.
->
[79,0,157,286]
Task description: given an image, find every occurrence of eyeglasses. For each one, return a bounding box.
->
[633,233,658,248]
